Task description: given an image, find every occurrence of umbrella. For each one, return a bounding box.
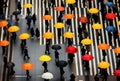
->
[0,40,9,46]
[66,46,78,54]
[8,26,20,32]
[42,72,53,79]
[113,70,120,76]
[81,38,92,45]
[22,63,34,70]
[23,3,33,8]
[64,14,74,19]
[43,32,54,39]
[19,33,30,40]
[105,2,115,7]
[39,54,51,62]
[92,23,103,30]
[12,10,21,15]
[63,32,74,38]
[98,61,110,69]
[117,21,120,25]
[105,13,116,19]
[98,43,110,50]
[56,60,67,67]
[88,8,99,14]
[55,6,65,11]
[81,54,94,61]
[66,0,76,4]
[42,15,53,20]
[52,45,61,50]
[78,16,88,23]
[105,26,116,32]
[54,22,64,29]
[114,47,120,54]
[0,20,8,27]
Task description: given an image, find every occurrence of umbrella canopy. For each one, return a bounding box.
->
[98,43,110,50]
[23,3,33,8]
[66,46,78,54]
[98,61,110,69]
[105,26,116,32]
[54,22,65,29]
[39,54,51,62]
[81,38,92,45]
[56,60,67,67]
[92,23,103,30]
[42,72,53,79]
[117,21,120,25]
[19,33,30,40]
[63,31,74,38]
[52,45,61,50]
[43,32,54,39]
[78,16,88,23]
[105,2,115,7]
[64,14,74,19]
[22,63,34,70]
[55,6,65,11]
[81,54,94,61]
[12,10,21,15]
[42,15,53,20]
[8,26,20,32]
[0,20,8,27]
[0,40,9,46]
[113,70,120,76]
[88,8,99,14]
[105,13,116,19]
[114,47,120,54]
[66,0,76,4]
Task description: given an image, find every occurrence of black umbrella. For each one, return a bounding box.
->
[56,60,67,67]
[52,45,61,50]
[13,10,21,15]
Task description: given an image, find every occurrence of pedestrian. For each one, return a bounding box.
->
[21,39,26,46]
[26,8,31,15]
[94,74,99,81]
[35,28,40,39]
[25,15,32,30]
[81,46,86,56]
[26,70,31,80]
[102,70,108,81]
[60,67,65,78]
[2,46,6,55]
[42,61,48,72]
[102,50,106,61]
[3,55,7,67]
[30,27,35,39]
[70,72,75,81]
[20,42,25,54]
[68,38,73,46]
[23,48,30,61]
[11,32,17,42]
[45,41,50,54]
[17,1,22,12]
[7,62,15,76]
[32,13,36,25]
[54,50,59,64]
[68,53,75,63]
[45,20,49,31]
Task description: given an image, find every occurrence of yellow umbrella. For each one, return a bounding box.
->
[92,23,103,30]
[39,54,51,62]
[114,47,120,54]
[98,61,110,69]
[0,20,8,27]
[23,3,33,8]
[19,33,30,40]
[63,32,74,38]
[8,26,20,32]
[81,38,92,45]
[66,0,76,4]
[54,22,65,29]
[88,8,99,14]
[43,32,54,39]
[117,21,120,25]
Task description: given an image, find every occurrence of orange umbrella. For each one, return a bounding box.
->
[114,47,120,54]
[64,14,74,19]
[98,43,110,50]
[22,63,34,70]
[98,61,110,69]
[63,32,74,38]
[43,32,54,39]
[118,32,120,36]
[0,40,9,46]
[55,6,65,11]
[0,20,8,27]
[42,15,53,20]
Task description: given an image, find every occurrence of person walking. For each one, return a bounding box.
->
[35,28,40,39]
[23,48,30,61]
[11,32,17,42]
[54,50,59,64]
[94,74,99,81]
[42,61,48,72]
[26,70,31,80]
[32,13,36,25]
[30,27,35,39]
[70,72,75,81]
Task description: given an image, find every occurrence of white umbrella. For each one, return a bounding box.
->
[42,72,53,79]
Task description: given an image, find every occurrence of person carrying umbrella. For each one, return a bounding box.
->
[54,50,59,64]
[17,1,22,12]
[59,67,65,79]
[11,32,17,42]
[23,48,30,61]
[68,53,75,63]
[42,61,48,72]
[94,74,99,81]
[32,13,37,26]
[25,15,32,30]
[30,27,35,39]
[35,28,40,39]
[26,70,31,80]
[70,72,76,81]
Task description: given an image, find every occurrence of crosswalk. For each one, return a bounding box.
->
[16,0,120,76]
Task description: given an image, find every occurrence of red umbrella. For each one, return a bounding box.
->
[81,54,94,61]
[66,46,78,54]
[105,13,116,19]
[113,70,120,76]
[78,16,88,23]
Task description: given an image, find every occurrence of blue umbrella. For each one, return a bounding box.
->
[105,26,116,32]
[52,45,61,50]
[105,2,115,7]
